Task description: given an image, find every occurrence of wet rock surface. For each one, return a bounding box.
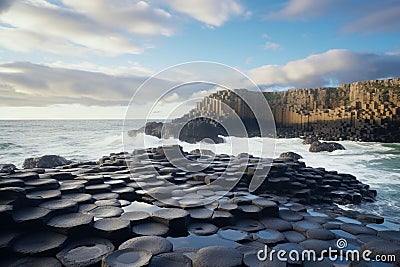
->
[0,146,398,266]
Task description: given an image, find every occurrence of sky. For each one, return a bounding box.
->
[0,0,400,119]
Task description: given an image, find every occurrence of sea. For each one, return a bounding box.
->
[1,120,399,223]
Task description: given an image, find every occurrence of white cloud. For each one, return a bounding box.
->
[155,0,245,27]
[264,41,282,51]
[0,0,175,56]
[248,49,400,88]
[0,61,177,107]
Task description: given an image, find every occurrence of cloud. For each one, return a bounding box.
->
[0,0,174,56]
[264,0,340,20]
[0,61,177,107]
[264,0,400,34]
[342,4,400,34]
[155,0,245,27]
[248,49,400,88]
[264,41,282,51]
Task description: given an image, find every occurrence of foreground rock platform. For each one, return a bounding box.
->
[0,146,398,266]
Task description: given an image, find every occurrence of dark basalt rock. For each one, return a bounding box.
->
[87,206,123,218]
[360,241,400,265]
[302,135,319,145]
[188,223,218,236]
[56,237,114,267]
[61,193,93,203]
[12,231,67,256]
[187,208,214,221]
[23,155,72,169]
[102,248,152,267]
[256,229,286,245]
[305,228,336,240]
[293,220,323,234]
[39,199,78,214]
[309,140,346,152]
[93,218,131,240]
[260,217,293,231]
[26,189,61,205]
[12,206,52,227]
[47,212,94,235]
[0,164,17,174]
[132,222,169,237]
[282,230,306,243]
[6,257,62,267]
[278,209,304,222]
[148,252,192,267]
[119,236,173,255]
[279,152,303,161]
[120,211,150,225]
[192,246,243,267]
[340,223,377,236]
[152,208,190,235]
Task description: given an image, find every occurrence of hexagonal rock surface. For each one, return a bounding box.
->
[61,193,93,203]
[377,230,400,245]
[119,236,173,256]
[152,208,190,235]
[26,189,61,205]
[120,211,150,225]
[256,229,286,245]
[299,239,332,255]
[361,240,400,265]
[102,248,152,267]
[278,210,304,222]
[12,206,52,226]
[260,217,292,231]
[305,228,336,240]
[12,231,67,256]
[39,199,78,213]
[47,212,93,234]
[6,257,62,267]
[282,231,307,243]
[87,206,123,218]
[56,237,114,267]
[148,252,192,267]
[340,223,377,236]
[188,223,218,236]
[132,222,170,237]
[93,218,131,240]
[192,246,243,267]
[187,208,214,221]
[292,220,323,234]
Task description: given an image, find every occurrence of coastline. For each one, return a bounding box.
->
[1,146,399,266]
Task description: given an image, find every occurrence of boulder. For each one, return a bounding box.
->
[279,152,303,161]
[302,135,318,145]
[309,141,345,152]
[0,164,17,174]
[23,155,72,169]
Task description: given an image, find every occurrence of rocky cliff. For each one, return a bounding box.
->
[266,78,400,142]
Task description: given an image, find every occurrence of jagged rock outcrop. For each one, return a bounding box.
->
[309,141,346,152]
[23,155,72,169]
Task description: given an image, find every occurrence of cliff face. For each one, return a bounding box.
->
[265,79,400,142]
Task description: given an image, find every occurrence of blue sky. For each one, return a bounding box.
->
[0,0,399,119]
